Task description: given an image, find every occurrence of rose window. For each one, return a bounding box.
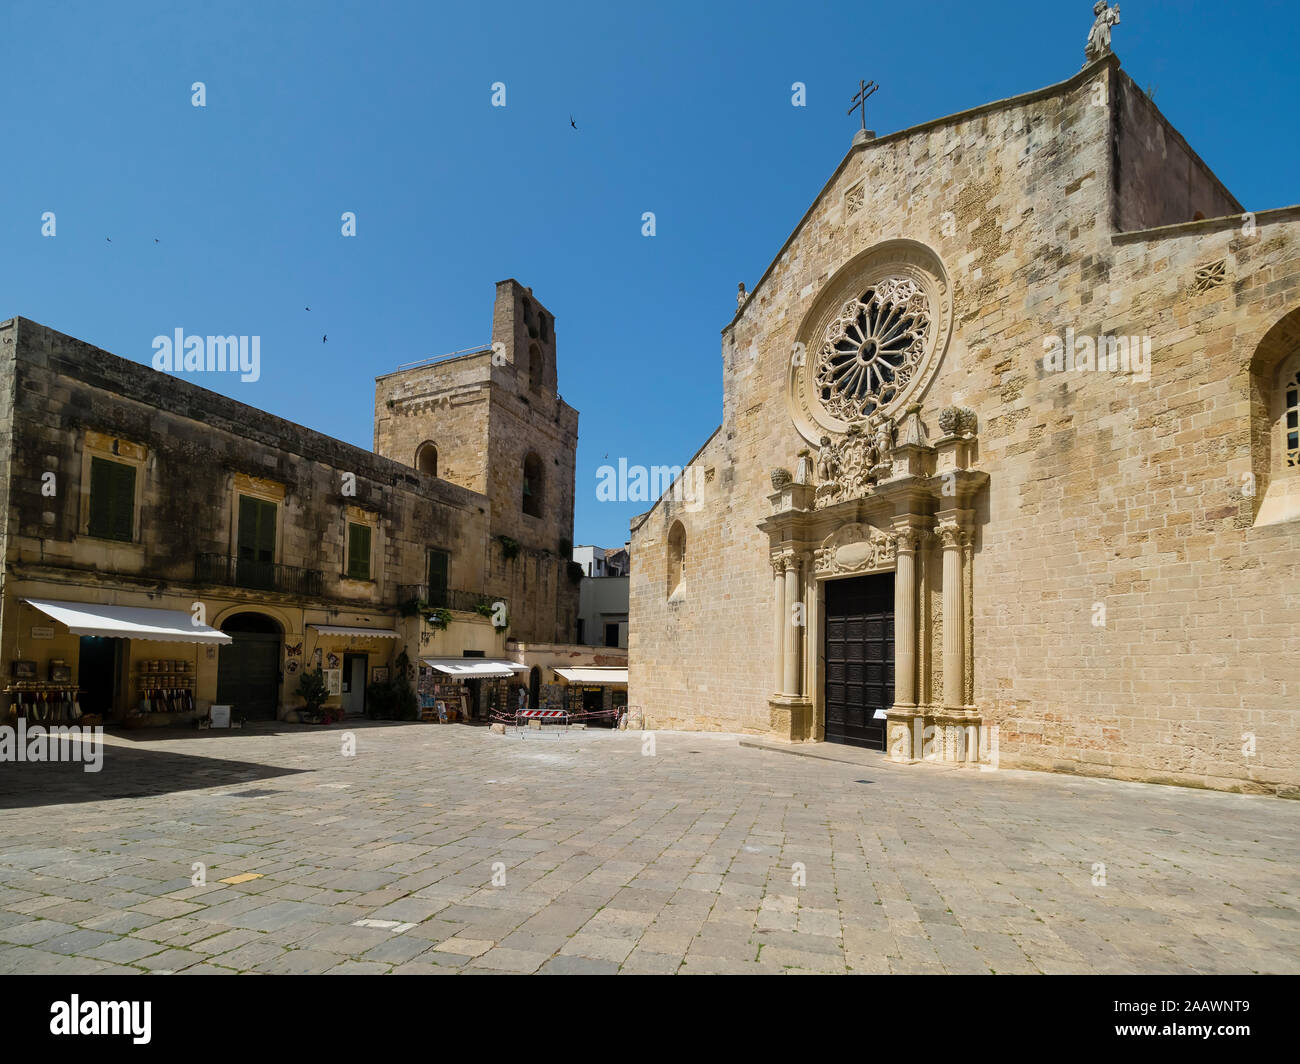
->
[815,277,932,420]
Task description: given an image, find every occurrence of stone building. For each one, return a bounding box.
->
[0,280,580,722]
[629,52,1300,796]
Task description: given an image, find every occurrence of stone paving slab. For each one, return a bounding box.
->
[0,722,1296,974]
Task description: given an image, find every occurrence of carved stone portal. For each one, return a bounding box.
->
[814,523,896,577]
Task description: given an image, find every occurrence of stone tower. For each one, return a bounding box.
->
[373,279,579,643]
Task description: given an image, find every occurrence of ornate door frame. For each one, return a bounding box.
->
[759,403,988,765]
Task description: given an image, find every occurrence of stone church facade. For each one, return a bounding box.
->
[629,54,1300,796]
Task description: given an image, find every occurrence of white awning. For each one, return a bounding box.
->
[23,598,232,645]
[422,658,527,679]
[309,625,403,640]
[554,667,628,685]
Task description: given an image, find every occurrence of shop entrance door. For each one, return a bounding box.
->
[823,572,894,750]
[78,636,120,716]
[342,653,367,716]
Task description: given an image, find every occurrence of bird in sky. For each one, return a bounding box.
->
[154,238,159,243]
[570,115,577,130]
[105,237,111,243]
[322,335,327,343]
[305,306,310,312]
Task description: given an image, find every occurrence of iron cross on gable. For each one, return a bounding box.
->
[848,79,879,131]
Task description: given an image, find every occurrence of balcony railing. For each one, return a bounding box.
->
[396,584,505,615]
[196,553,324,597]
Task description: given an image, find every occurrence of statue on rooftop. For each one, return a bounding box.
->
[1085,2,1121,64]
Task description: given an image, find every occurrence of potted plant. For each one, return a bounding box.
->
[296,668,330,722]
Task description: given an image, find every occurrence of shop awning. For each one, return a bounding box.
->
[308,625,403,640]
[554,667,629,685]
[23,598,232,645]
[422,658,527,679]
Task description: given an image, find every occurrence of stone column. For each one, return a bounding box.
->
[803,552,819,707]
[771,555,786,696]
[893,529,918,710]
[938,521,965,712]
[783,554,801,697]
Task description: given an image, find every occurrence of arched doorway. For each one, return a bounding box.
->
[216,612,282,720]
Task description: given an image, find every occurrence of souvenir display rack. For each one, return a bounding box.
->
[135,660,197,714]
[5,683,84,724]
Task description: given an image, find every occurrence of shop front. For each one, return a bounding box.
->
[552,667,629,726]
[419,657,528,722]
[305,623,405,718]
[5,597,231,726]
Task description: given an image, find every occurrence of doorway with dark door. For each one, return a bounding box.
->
[78,636,121,717]
[823,572,894,750]
[342,653,367,716]
[216,612,282,720]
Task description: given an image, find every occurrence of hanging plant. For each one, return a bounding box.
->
[473,600,496,618]
[424,607,453,631]
[497,535,520,561]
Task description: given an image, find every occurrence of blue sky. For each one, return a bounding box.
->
[3,0,1297,549]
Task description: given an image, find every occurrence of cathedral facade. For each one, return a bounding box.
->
[628,54,1300,796]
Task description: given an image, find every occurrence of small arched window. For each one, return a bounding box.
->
[522,452,544,517]
[415,442,438,477]
[1282,360,1300,471]
[666,521,686,597]
[528,342,543,393]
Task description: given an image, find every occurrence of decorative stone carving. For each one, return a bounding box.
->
[1084,2,1120,63]
[770,468,793,490]
[938,405,976,437]
[787,240,953,447]
[816,277,931,422]
[795,450,811,485]
[894,526,921,554]
[936,520,966,550]
[812,414,897,508]
[814,523,896,576]
[894,402,928,448]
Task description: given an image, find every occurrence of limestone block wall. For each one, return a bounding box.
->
[374,349,494,495]
[1,317,490,602]
[629,57,1300,794]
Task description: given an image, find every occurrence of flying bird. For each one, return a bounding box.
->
[154,238,159,243]
[322,334,327,343]
[305,306,310,312]
[105,237,111,243]
[570,115,577,130]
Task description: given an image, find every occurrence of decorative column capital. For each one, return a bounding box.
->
[936,520,967,550]
[894,527,922,554]
[770,549,798,574]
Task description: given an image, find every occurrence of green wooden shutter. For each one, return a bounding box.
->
[348,523,371,581]
[237,497,276,562]
[237,496,277,589]
[89,457,135,542]
[427,549,448,603]
[110,464,136,541]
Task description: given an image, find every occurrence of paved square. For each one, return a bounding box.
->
[0,723,1296,974]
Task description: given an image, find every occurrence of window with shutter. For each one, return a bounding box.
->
[236,495,277,589]
[88,457,136,542]
[347,523,372,581]
[427,549,449,605]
